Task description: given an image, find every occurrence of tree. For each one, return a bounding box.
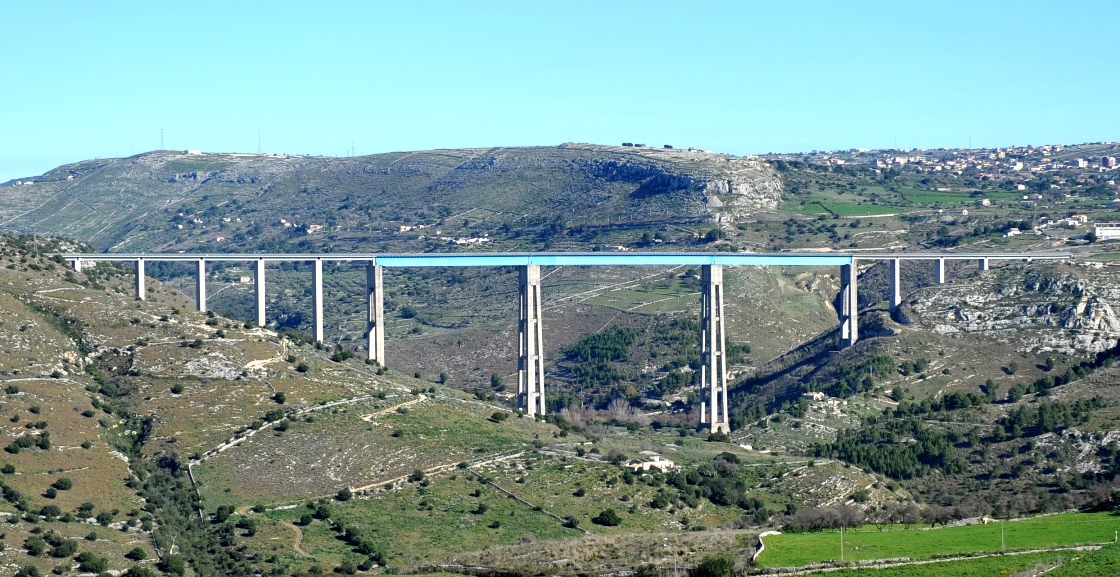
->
[704,228,724,243]
[336,487,353,502]
[125,547,148,561]
[160,554,186,577]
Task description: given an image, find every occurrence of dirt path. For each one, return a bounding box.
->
[284,521,311,557]
[359,393,428,422]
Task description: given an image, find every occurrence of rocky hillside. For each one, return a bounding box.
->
[0,144,782,253]
[904,261,1120,355]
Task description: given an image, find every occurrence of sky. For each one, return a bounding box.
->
[2,0,1117,182]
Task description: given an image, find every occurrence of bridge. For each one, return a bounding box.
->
[57,251,1072,433]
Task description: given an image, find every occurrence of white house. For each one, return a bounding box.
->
[626,455,675,473]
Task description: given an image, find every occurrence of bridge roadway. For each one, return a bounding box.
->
[55,251,1072,433]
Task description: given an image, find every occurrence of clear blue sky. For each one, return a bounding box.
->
[2,1,1117,182]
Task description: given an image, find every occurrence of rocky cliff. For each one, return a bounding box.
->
[904,262,1120,355]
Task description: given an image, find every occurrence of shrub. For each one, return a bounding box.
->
[76,551,109,572]
[125,547,147,561]
[24,535,46,556]
[591,508,622,526]
[689,554,734,577]
[336,487,352,502]
[48,539,77,557]
[170,384,184,394]
[52,478,72,491]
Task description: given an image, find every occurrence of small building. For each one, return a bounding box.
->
[802,391,827,401]
[976,198,991,207]
[1015,184,1027,191]
[185,150,202,156]
[627,455,675,473]
[1093,223,1120,241]
[1006,228,1022,237]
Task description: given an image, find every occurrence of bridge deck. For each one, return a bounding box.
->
[54,251,1072,267]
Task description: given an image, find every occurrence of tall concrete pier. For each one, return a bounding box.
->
[312,258,324,344]
[196,258,207,312]
[840,263,859,348]
[518,265,546,417]
[366,263,385,366]
[135,258,145,301]
[255,259,267,326]
[699,265,730,434]
[888,258,902,311]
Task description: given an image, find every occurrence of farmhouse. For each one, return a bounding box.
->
[627,455,675,473]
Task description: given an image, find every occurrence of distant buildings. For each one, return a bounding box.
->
[1104,157,1117,168]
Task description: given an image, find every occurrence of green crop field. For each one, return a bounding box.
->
[1046,541,1120,577]
[829,550,1077,576]
[757,511,1120,568]
[826,202,904,216]
[899,188,1022,204]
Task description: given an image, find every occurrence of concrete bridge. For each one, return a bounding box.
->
[57,251,1071,433]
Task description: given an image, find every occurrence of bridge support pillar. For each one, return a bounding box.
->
[135,259,146,301]
[255,259,266,327]
[889,258,901,311]
[196,259,207,312]
[72,258,82,272]
[699,265,730,434]
[312,258,324,343]
[367,263,385,366]
[979,258,989,271]
[935,258,945,284]
[840,263,858,348]
[518,265,546,417]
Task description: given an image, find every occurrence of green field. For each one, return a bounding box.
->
[1047,541,1120,577]
[827,202,904,216]
[830,550,1077,577]
[783,200,904,217]
[758,511,1120,567]
[898,188,1023,204]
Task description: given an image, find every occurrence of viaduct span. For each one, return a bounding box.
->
[58,251,1070,433]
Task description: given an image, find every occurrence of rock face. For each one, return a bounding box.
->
[905,263,1120,354]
